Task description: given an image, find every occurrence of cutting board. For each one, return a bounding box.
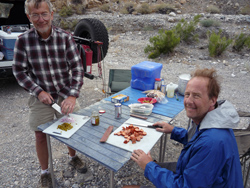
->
[106,117,163,153]
[42,114,90,138]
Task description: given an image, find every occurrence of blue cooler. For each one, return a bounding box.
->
[131,61,163,91]
[0,30,22,60]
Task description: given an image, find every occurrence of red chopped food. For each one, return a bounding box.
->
[114,124,147,144]
[124,139,130,144]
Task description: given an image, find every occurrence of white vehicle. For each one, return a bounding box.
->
[0,0,109,79]
[0,0,30,78]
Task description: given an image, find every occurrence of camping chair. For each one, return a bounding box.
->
[234,110,250,188]
[106,69,131,96]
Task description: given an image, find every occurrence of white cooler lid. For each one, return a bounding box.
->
[0,30,22,39]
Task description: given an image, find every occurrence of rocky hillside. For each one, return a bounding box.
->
[51,0,250,15]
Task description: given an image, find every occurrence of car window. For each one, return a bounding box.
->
[0,3,13,18]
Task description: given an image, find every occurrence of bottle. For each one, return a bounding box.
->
[91,111,100,126]
[167,82,175,98]
[154,78,162,90]
[161,84,167,95]
[161,78,164,85]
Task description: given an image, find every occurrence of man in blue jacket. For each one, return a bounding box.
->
[124,68,243,188]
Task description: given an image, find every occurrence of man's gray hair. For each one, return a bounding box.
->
[25,0,53,14]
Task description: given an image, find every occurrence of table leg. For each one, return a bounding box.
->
[162,133,167,162]
[159,136,163,162]
[159,134,168,162]
[110,170,114,188]
[46,134,56,188]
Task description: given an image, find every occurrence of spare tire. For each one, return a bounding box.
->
[74,18,109,63]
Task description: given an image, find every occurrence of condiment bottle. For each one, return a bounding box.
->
[167,82,175,98]
[91,111,100,126]
[154,78,162,90]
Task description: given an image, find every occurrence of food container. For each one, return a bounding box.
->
[131,61,163,91]
[129,103,154,116]
[154,78,162,90]
[178,74,191,95]
[91,111,100,126]
[111,94,129,103]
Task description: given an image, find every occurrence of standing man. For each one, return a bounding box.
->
[13,0,87,187]
[124,68,243,188]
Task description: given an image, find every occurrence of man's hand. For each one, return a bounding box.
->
[38,91,53,105]
[131,149,153,170]
[153,121,174,134]
[61,96,76,115]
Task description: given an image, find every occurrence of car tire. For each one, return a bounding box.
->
[74,18,109,64]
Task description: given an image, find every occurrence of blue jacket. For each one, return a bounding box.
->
[144,100,243,188]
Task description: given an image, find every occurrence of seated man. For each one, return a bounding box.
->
[124,68,243,188]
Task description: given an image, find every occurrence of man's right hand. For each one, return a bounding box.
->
[38,91,53,105]
[153,121,174,134]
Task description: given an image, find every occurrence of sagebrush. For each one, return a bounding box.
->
[208,30,232,57]
[144,29,180,59]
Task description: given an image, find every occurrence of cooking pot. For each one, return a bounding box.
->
[178,74,191,95]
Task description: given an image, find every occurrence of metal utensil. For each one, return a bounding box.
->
[125,122,162,129]
[51,101,62,114]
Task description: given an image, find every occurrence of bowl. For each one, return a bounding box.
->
[138,97,157,104]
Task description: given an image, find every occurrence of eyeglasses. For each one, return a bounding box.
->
[29,12,51,21]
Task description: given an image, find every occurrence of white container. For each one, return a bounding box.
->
[167,82,175,98]
[178,74,191,95]
[129,103,154,116]
[0,30,22,60]
[0,51,4,60]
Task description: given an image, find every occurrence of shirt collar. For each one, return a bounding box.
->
[35,26,54,42]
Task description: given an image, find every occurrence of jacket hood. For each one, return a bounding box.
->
[200,100,239,130]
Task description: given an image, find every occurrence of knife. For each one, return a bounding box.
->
[125,122,162,129]
[51,101,62,114]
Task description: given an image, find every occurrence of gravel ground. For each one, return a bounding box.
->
[1,12,250,188]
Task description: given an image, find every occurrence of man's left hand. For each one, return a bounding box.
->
[131,149,153,170]
[61,96,76,115]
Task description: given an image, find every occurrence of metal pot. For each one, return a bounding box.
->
[178,74,191,95]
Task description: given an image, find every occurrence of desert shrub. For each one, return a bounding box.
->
[144,15,201,58]
[245,37,250,48]
[136,3,151,14]
[71,4,86,15]
[71,0,82,4]
[59,19,78,31]
[120,2,135,14]
[71,19,79,30]
[110,0,120,2]
[59,6,73,17]
[100,4,111,13]
[232,33,250,52]
[144,29,180,59]
[240,5,250,15]
[208,30,232,57]
[59,19,70,30]
[206,5,220,14]
[143,25,154,31]
[175,14,201,44]
[200,19,220,27]
[152,3,175,14]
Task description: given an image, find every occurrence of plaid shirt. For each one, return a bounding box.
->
[13,26,84,100]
